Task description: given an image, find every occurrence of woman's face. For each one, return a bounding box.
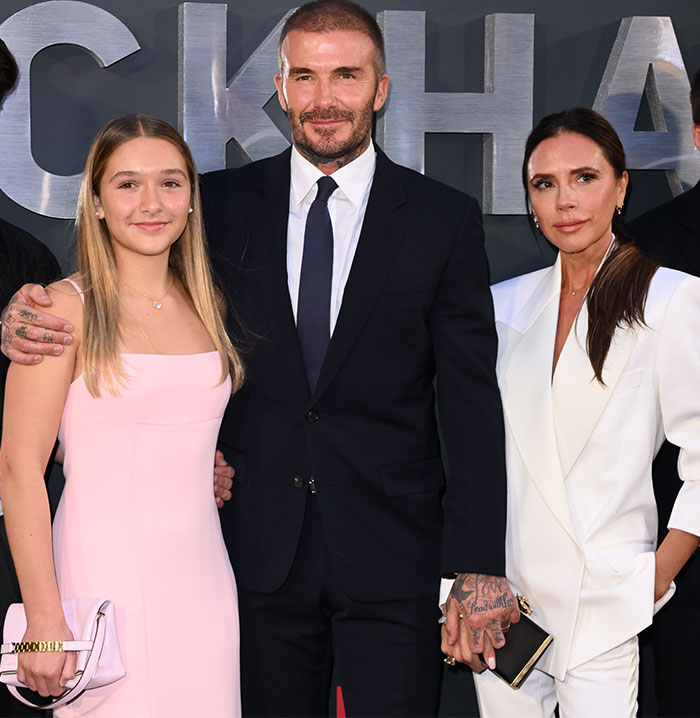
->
[526,131,628,257]
[94,136,191,263]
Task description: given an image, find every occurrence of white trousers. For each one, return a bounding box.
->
[473,636,639,718]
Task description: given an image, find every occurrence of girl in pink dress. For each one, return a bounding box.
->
[0,115,244,717]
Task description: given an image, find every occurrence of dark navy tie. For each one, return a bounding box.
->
[297,176,338,391]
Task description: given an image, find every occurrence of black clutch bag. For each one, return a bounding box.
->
[479,596,553,689]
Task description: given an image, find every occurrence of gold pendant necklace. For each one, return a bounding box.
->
[121,272,173,310]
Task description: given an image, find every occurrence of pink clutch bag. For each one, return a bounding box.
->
[0,598,125,709]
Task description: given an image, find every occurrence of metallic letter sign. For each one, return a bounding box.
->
[0,1,139,218]
[375,12,534,215]
[178,2,291,173]
[1,5,695,218]
[594,16,700,195]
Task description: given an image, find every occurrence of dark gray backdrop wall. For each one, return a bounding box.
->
[1,2,699,716]
[1,0,699,280]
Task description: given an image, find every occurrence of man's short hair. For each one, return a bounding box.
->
[691,68,700,126]
[0,39,18,104]
[278,0,385,79]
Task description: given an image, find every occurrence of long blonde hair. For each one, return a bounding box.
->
[75,114,244,396]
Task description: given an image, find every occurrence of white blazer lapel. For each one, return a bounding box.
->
[552,292,637,476]
[498,258,579,543]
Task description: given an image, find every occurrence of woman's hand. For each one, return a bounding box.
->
[655,528,700,602]
[17,620,77,697]
[440,619,487,673]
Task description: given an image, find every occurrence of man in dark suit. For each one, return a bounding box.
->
[200,2,515,715]
[1,2,516,715]
[628,67,700,718]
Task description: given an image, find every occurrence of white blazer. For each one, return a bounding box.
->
[488,257,700,680]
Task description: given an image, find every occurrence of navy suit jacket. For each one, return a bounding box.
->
[201,147,507,602]
[629,180,700,606]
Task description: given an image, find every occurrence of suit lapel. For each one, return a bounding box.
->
[311,149,406,402]
[253,150,311,400]
[499,258,578,542]
[551,299,635,476]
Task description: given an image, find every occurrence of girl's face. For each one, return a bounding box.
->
[94,136,191,262]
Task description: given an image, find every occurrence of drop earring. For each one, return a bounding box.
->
[532,215,540,229]
[615,206,622,215]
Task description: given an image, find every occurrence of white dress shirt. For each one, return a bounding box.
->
[287,141,376,334]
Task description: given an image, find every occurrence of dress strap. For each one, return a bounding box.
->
[63,278,85,305]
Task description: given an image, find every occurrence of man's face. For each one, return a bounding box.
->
[275,29,389,170]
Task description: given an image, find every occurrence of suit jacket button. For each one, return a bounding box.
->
[293,476,305,489]
[306,410,319,423]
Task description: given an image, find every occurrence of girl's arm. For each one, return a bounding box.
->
[0,281,82,697]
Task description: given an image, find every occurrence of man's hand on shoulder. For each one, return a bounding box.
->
[1,284,73,364]
[444,573,520,670]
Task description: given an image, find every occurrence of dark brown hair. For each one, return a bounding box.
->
[278,0,385,78]
[522,107,658,384]
[691,68,700,125]
[0,39,18,103]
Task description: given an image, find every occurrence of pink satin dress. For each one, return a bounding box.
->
[52,346,240,717]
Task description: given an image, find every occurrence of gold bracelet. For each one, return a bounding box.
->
[11,641,64,653]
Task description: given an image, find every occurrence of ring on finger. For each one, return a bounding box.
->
[443,656,456,667]
[500,617,511,633]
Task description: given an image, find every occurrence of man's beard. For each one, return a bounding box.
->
[288,101,374,167]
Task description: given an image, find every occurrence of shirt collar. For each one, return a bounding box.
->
[290,140,376,208]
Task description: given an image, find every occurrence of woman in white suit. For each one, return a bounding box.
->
[470,108,700,717]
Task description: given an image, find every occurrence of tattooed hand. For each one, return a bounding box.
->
[444,573,519,670]
[1,284,72,365]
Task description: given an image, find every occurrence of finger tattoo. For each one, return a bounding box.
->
[486,618,505,644]
[17,308,38,322]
